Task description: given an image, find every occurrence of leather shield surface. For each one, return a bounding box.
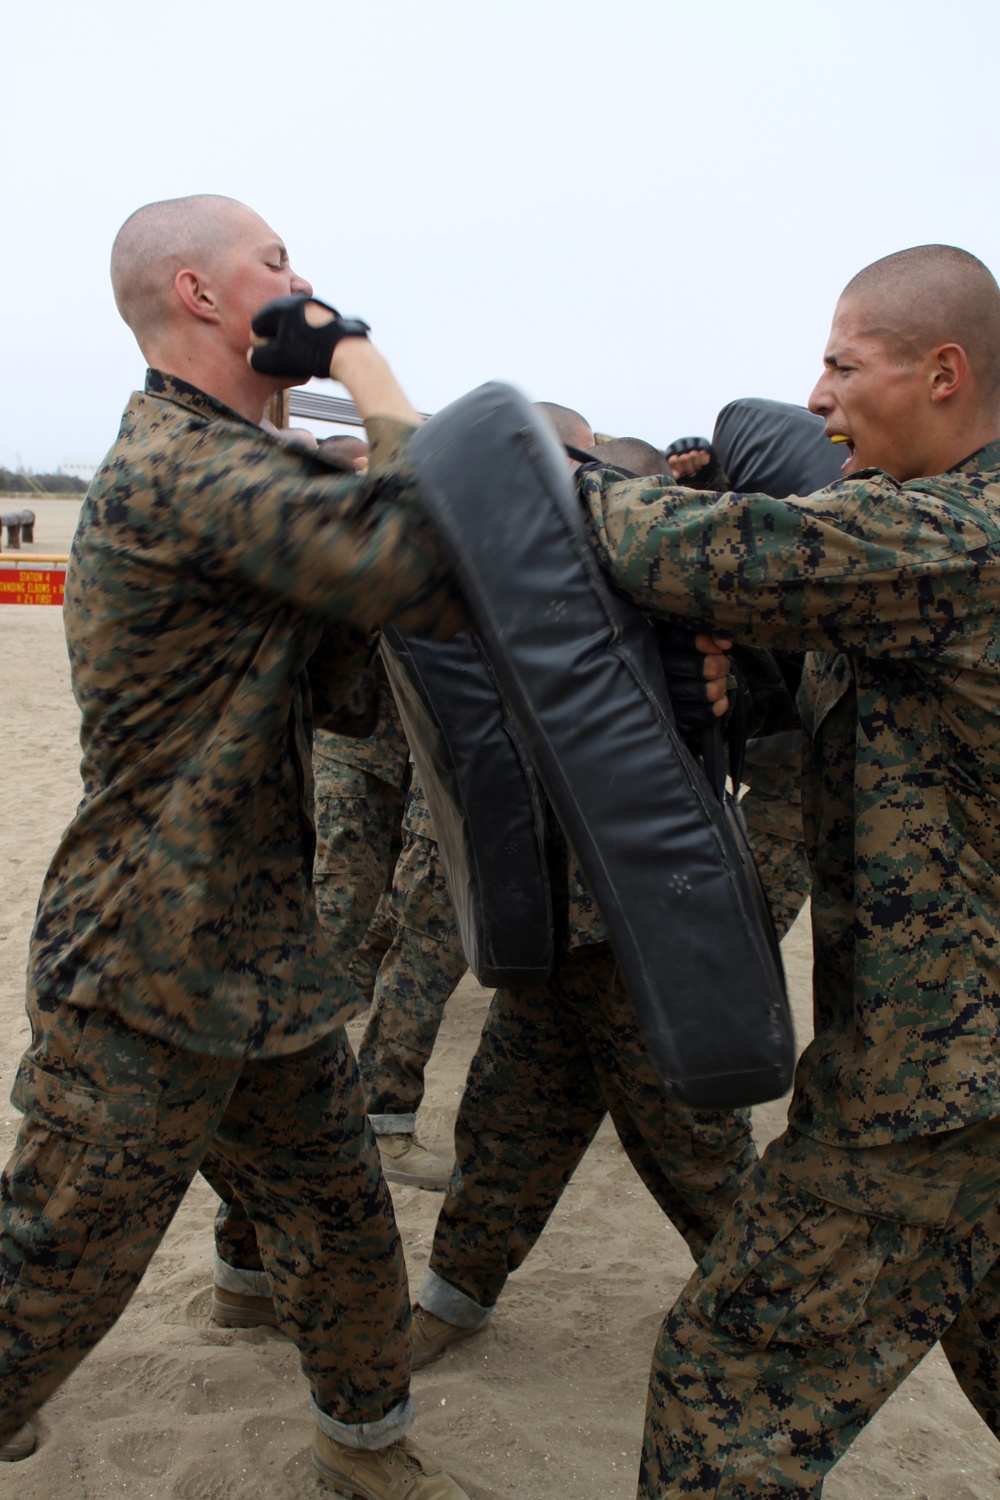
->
[406,383,794,1109]
[713,397,845,498]
[380,629,554,987]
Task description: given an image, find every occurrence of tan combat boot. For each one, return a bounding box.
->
[0,1420,36,1461]
[410,1306,485,1371]
[211,1284,280,1329]
[377,1134,452,1192]
[312,1431,470,1498]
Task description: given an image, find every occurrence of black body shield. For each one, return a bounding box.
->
[406,383,794,1109]
[380,629,554,987]
[713,396,845,498]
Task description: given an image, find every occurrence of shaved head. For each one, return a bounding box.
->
[587,437,668,477]
[111,194,263,343]
[534,401,595,452]
[316,434,370,472]
[841,245,1000,401]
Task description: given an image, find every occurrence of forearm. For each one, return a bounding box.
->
[582,469,979,658]
[175,424,461,637]
[330,338,420,427]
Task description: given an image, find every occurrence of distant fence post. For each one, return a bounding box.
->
[263,391,290,430]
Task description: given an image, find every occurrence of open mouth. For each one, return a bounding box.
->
[829,433,856,473]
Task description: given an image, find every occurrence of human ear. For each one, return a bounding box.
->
[928,342,968,404]
[174,268,221,324]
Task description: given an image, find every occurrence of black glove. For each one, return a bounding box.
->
[665,436,715,463]
[250,295,371,379]
[655,621,731,738]
[664,436,729,491]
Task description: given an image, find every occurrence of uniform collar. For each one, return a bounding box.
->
[946,438,1000,478]
[144,368,260,430]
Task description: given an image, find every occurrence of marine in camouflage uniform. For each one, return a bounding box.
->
[212,667,416,1312]
[313,720,467,1188]
[217,753,466,1276]
[295,659,465,1185]
[0,360,464,1467]
[413,447,800,1354]
[414,812,760,1347]
[358,768,468,1148]
[312,664,411,992]
[309,669,469,1150]
[581,256,1000,1492]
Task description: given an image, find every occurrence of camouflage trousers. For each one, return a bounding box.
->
[639,1119,1000,1498]
[421,943,757,1319]
[741,830,811,941]
[739,732,811,942]
[0,995,414,1448]
[311,762,465,1121]
[358,819,467,1127]
[217,821,464,1276]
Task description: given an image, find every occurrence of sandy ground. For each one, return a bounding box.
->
[1,501,999,1498]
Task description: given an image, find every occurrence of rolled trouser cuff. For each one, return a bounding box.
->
[213,1253,272,1299]
[417,1267,493,1329]
[369,1112,417,1136]
[311,1394,416,1450]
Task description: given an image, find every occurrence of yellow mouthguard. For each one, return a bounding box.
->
[829,434,850,444]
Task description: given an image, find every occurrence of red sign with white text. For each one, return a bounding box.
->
[0,565,67,606]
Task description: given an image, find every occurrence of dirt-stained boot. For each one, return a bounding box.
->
[0,1420,36,1462]
[312,1432,470,1498]
[377,1134,452,1192]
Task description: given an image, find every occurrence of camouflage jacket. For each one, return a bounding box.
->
[28,370,460,1059]
[582,442,1000,1146]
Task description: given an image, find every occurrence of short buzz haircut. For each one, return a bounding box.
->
[110,194,250,342]
[316,434,369,472]
[534,401,594,451]
[841,244,1000,402]
[586,437,668,478]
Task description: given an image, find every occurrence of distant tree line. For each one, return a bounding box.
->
[0,468,88,495]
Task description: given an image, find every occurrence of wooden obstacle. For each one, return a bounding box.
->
[0,510,36,549]
[0,554,68,606]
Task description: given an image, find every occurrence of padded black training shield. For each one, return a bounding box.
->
[380,629,553,987]
[713,397,845,498]
[406,383,793,1109]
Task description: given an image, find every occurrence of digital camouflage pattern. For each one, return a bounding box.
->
[350,888,396,1003]
[581,444,1000,1493]
[1,376,459,1445]
[28,374,459,1061]
[311,668,411,974]
[358,769,467,1120]
[0,997,413,1448]
[310,737,466,1122]
[423,942,757,1314]
[640,1119,1000,1497]
[740,731,810,941]
[582,444,1000,1147]
[314,657,411,783]
[312,754,404,972]
[419,717,806,1319]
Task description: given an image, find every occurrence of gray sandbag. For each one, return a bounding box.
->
[405,382,794,1109]
[380,629,553,987]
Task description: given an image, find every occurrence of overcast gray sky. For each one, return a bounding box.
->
[5,0,998,471]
